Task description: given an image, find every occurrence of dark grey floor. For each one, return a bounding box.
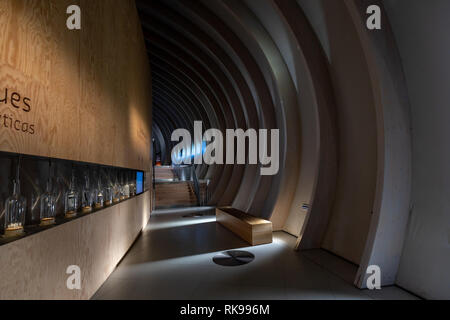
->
[92,207,417,300]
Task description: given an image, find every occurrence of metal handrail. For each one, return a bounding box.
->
[171,164,209,206]
[153,164,210,207]
[190,166,201,206]
[203,179,210,205]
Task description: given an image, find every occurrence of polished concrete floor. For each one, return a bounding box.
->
[93,207,418,300]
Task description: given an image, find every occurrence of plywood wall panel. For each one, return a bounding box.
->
[0,0,151,170]
[0,191,151,299]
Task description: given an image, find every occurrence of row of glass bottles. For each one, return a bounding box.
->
[67,171,137,217]
[66,170,137,217]
[3,159,137,237]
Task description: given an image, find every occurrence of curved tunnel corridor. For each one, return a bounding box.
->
[0,0,447,302]
[142,0,338,242]
[140,0,401,288]
[132,0,450,300]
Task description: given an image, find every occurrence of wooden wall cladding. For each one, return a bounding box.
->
[0,191,151,299]
[0,0,151,171]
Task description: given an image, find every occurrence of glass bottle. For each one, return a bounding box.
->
[119,172,126,201]
[64,170,78,218]
[104,184,113,206]
[94,178,104,210]
[123,172,130,199]
[4,159,27,237]
[81,173,93,214]
[112,173,120,204]
[104,171,113,206]
[129,172,136,197]
[40,178,56,226]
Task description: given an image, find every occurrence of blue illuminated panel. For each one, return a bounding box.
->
[136,171,144,194]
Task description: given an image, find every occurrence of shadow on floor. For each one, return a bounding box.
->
[92,208,418,300]
[124,221,250,264]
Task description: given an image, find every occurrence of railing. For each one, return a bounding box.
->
[190,165,201,206]
[172,164,192,182]
[171,164,210,206]
[201,178,211,206]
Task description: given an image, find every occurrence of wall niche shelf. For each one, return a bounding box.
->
[0,192,143,247]
[0,151,148,247]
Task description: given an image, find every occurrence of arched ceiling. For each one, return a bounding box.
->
[136,0,336,228]
[136,0,413,291]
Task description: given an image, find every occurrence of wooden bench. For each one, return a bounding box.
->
[216,207,273,246]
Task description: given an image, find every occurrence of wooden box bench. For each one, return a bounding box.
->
[216,207,273,246]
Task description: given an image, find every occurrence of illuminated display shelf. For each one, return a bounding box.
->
[0,190,151,299]
[0,191,146,247]
[0,151,148,247]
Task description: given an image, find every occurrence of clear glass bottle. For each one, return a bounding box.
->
[94,179,104,210]
[81,173,93,214]
[64,171,78,218]
[123,172,130,199]
[129,172,136,197]
[40,178,56,226]
[104,171,113,206]
[112,173,120,204]
[119,172,126,201]
[104,183,113,206]
[4,160,27,237]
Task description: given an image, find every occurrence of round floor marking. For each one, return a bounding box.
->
[182,213,205,218]
[212,250,255,267]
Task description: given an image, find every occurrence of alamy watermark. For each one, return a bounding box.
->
[171,121,280,176]
[66,265,81,290]
[366,5,381,30]
[366,265,382,290]
[66,5,81,30]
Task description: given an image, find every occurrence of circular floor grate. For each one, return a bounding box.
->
[213,250,255,267]
[182,213,205,218]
